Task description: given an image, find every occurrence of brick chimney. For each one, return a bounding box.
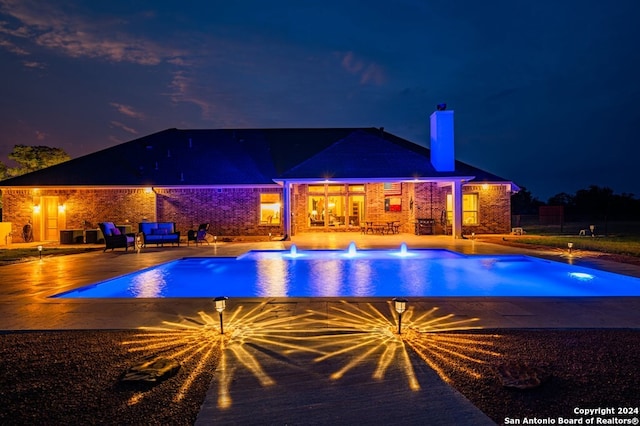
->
[430,108,455,172]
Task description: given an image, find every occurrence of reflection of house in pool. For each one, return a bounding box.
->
[0,108,519,243]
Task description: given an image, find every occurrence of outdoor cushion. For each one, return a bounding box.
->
[103,222,118,237]
[139,223,157,234]
[151,228,168,235]
[157,223,175,232]
[112,227,121,235]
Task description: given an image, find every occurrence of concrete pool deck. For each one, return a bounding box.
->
[1,233,639,425]
[1,232,639,330]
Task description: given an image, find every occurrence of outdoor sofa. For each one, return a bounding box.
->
[138,222,181,247]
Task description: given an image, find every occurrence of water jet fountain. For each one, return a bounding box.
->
[345,241,358,257]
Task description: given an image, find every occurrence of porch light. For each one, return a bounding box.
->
[393,297,408,334]
[58,204,65,213]
[214,296,228,334]
[33,205,41,213]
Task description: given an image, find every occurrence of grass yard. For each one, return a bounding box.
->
[495,220,640,260]
[507,235,640,258]
[0,247,101,263]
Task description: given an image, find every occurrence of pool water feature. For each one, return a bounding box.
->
[53,245,640,299]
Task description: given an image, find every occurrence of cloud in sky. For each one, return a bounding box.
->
[340,52,386,86]
[110,121,138,135]
[0,0,185,66]
[1,0,639,200]
[109,102,144,120]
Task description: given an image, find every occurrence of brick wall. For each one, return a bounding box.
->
[1,188,156,240]
[154,187,282,236]
[463,184,512,233]
[1,182,511,242]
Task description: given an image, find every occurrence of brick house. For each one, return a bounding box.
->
[0,110,519,243]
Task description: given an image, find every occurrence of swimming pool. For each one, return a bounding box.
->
[53,247,640,298]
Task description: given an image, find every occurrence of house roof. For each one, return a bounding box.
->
[0,127,515,187]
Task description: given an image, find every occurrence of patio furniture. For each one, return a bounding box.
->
[387,221,401,234]
[138,222,181,247]
[362,221,390,235]
[98,222,136,252]
[415,218,435,235]
[187,223,210,246]
[60,229,84,244]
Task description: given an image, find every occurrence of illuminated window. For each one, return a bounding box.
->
[260,193,281,224]
[306,184,361,227]
[446,193,478,225]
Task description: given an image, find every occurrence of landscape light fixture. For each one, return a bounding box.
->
[567,242,573,255]
[393,297,408,334]
[37,245,43,259]
[214,296,228,334]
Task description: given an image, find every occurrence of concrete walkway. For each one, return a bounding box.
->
[1,233,639,425]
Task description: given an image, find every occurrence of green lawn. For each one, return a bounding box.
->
[505,220,640,258]
[0,247,101,263]
[508,235,640,257]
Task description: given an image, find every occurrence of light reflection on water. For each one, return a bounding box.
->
[53,248,640,298]
[128,268,168,298]
[256,259,288,297]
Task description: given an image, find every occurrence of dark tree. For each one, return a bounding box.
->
[0,145,70,180]
[511,186,543,215]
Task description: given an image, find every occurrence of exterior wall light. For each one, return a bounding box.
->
[58,204,65,212]
[214,296,228,334]
[33,205,41,213]
[393,297,408,334]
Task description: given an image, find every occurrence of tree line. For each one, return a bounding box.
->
[0,145,70,181]
[512,185,640,222]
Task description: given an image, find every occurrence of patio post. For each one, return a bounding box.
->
[451,179,463,238]
[282,181,291,239]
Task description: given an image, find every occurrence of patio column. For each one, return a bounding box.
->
[451,179,463,238]
[282,181,292,240]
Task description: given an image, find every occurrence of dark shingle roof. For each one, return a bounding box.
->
[0,128,513,186]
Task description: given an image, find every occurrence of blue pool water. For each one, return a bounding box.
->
[53,247,640,298]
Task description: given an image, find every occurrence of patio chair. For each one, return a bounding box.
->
[98,222,136,252]
[187,223,210,246]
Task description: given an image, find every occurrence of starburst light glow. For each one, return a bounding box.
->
[122,300,495,409]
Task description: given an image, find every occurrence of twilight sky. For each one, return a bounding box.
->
[1,0,639,200]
